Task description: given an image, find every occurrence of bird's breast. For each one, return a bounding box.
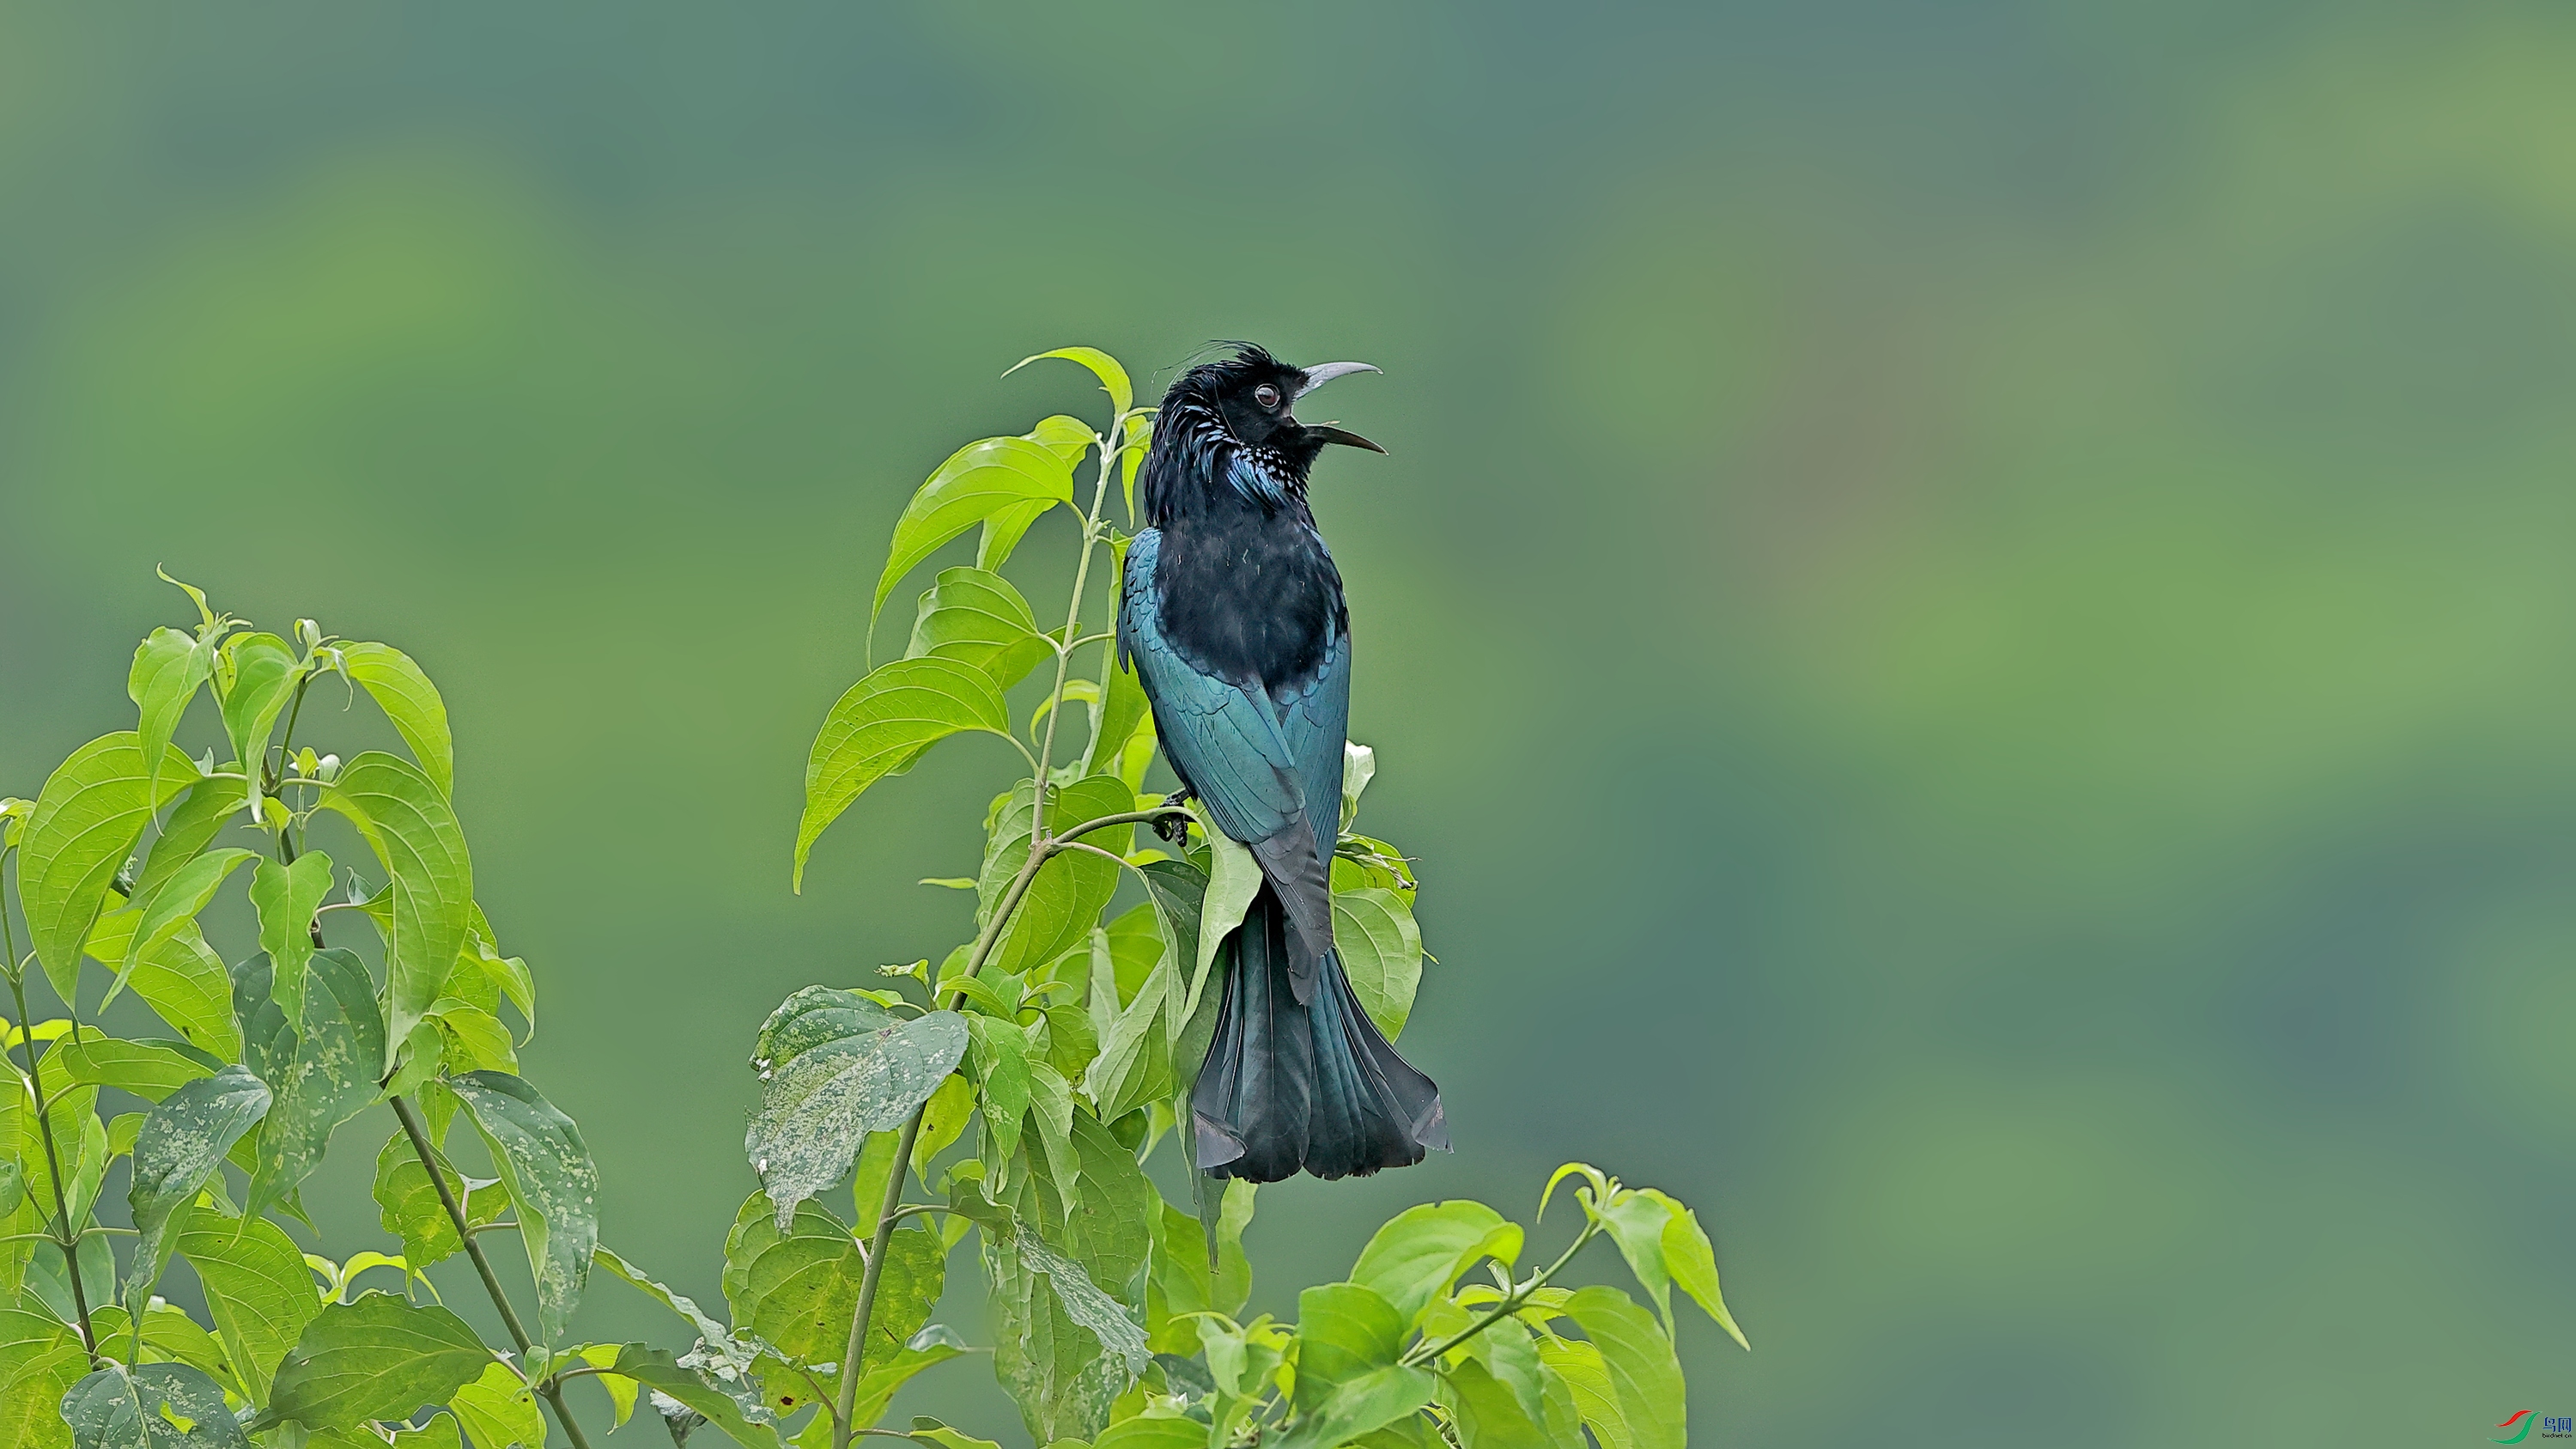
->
[1149,511,1346,691]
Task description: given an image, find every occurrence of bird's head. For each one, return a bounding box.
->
[1172,344,1386,466]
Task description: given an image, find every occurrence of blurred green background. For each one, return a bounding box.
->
[5,3,2573,1442]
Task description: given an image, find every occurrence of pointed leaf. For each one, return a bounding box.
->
[249,852,333,1033]
[1276,1366,1435,1449]
[745,1007,967,1229]
[217,634,301,810]
[1332,888,1423,1042]
[593,1247,735,1352]
[254,1293,493,1431]
[131,780,245,904]
[1186,807,1262,991]
[1437,1356,1548,1449]
[1012,347,1134,419]
[176,1211,323,1406]
[872,435,1076,625]
[450,1072,598,1345]
[374,1134,508,1271]
[1638,1190,1747,1349]
[0,1308,85,1449]
[48,1037,218,1104]
[246,949,385,1221]
[318,752,471,1048]
[794,658,1011,890]
[335,642,454,799]
[125,922,241,1062]
[124,1066,270,1303]
[1532,1338,1631,1449]
[60,1361,248,1449]
[908,568,1051,691]
[1351,1202,1518,1328]
[1560,1288,1683,1449]
[609,1345,784,1449]
[18,733,198,1005]
[975,776,1134,977]
[127,629,212,808]
[447,1360,545,1449]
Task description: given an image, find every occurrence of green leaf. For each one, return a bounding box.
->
[1275,1364,1437,1449]
[0,1308,86,1449]
[1146,1184,1252,1350]
[593,1246,737,1352]
[1186,807,1263,992]
[127,628,212,808]
[88,1303,237,1397]
[906,1417,1003,1449]
[1639,1190,1747,1349]
[975,776,1134,977]
[1012,347,1135,421]
[908,568,1052,691]
[911,1072,975,1182]
[746,1001,968,1229]
[1532,1337,1631,1449]
[1351,1202,1519,1328]
[983,1226,1143,1445]
[447,1360,545,1449]
[872,435,1077,626]
[61,1361,248,1448]
[374,1133,508,1270]
[335,642,455,799]
[1294,1282,1406,1403]
[48,1036,218,1104]
[839,1333,966,1433]
[1559,1288,1683,1449]
[177,1209,321,1406]
[254,1293,493,1431]
[112,847,259,1008]
[318,752,472,1048]
[1436,1356,1549,1449]
[610,1345,785,1449]
[739,1229,861,1366]
[794,658,1012,891]
[18,733,198,1006]
[1332,888,1424,1042]
[1091,1417,1204,1449]
[977,497,1054,574]
[125,1065,270,1304]
[428,999,519,1075]
[245,948,384,1221]
[1082,653,1151,784]
[131,780,245,904]
[248,851,333,1033]
[449,1071,599,1345]
[125,922,241,1063]
[217,634,301,811]
[967,1015,1032,1160]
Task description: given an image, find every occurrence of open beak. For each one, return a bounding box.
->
[1297,363,1384,452]
[1305,423,1387,454]
[1297,361,1380,397]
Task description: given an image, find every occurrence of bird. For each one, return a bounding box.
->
[1116,343,1448,1182]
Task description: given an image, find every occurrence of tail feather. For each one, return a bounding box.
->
[1192,887,1446,1182]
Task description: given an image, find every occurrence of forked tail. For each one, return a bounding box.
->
[1190,886,1448,1182]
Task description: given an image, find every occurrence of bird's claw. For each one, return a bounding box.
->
[1156,793,1193,846]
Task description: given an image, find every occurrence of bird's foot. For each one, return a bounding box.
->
[1156,792,1194,846]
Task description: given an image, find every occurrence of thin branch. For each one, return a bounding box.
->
[1403,1221,1601,1367]
[2,851,100,1368]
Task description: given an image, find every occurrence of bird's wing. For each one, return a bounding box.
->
[1121,529,1339,983]
[1276,624,1352,864]
[1119,529,1303,843]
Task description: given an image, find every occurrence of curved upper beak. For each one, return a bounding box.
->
[1297,362,1385,452]
[1296,361,1380,398]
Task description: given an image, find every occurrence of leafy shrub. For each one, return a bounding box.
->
[0,347,1743,1449]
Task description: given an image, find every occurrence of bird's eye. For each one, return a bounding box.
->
[1254,383,1283,409]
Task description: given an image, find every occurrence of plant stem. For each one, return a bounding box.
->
[830,414,1127,1449]
[1402,1221,1601,1367]
[1,856,100,1367]
[392,1093,596,1449]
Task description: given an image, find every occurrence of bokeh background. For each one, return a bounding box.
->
[5,3,2573,1443]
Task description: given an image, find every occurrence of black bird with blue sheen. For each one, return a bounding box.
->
[1118,344,1448,1182]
